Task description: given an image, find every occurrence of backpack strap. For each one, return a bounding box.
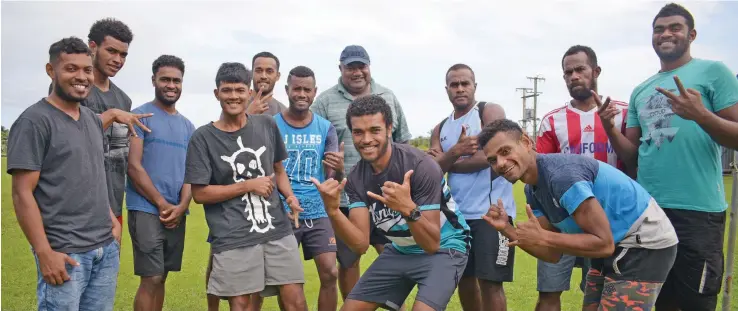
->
[477,101,487,123]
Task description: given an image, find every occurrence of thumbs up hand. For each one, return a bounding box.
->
[323,142,345,174]
[367,170,416,217]
[451,125,478,157]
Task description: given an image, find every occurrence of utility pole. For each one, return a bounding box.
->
[516,87,533,136]
[527,75,546,142]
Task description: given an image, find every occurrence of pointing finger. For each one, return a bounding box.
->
[525,204,538,221]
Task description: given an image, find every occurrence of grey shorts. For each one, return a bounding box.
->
[336,207,391,268]
[347,245,468,311]
[128,210,186,277]
[293,217,337,260]
[537,254,589,292]
[462,219,515,282]
[207,234,304,298]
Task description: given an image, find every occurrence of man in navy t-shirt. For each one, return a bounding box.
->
[478,119,678,310]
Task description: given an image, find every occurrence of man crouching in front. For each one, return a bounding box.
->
[312,95,470,311]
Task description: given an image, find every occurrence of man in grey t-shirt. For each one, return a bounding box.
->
[186,62,307,311]
[82,18,135,224]
[8,37,149,311]
[247,51,288,116]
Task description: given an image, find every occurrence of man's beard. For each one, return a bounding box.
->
[654,42,688,63]
[54,79,87,102]
[569,79,597,101]
[254,81,274,95]
[155,88,179,106]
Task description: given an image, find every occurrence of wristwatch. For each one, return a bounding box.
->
[404,207,422,222]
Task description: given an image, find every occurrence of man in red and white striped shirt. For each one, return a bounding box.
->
[533,45,631,311]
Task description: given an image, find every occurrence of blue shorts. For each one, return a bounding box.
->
[537,254,589,293]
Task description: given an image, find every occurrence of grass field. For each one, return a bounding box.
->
[2,157,736,310]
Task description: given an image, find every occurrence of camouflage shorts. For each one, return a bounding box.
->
[583,245,677,310]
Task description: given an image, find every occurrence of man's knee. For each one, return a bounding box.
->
[141,275,166,289]
[279,284,307,308]
[319,265,339,285]
[478,279,504,293]
[538,291,562,302]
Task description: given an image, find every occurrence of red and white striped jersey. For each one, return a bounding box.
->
[536,99,629,170]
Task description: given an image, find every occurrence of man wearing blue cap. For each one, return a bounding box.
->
[311,45,413,304]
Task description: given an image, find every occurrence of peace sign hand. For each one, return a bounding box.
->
[112,109,153,137]
[311,177,347,216]
[366,170,416,217]
[247,89,273,115]
[655,75,709,122]
[508,205,546,248]
[592,91,619,131]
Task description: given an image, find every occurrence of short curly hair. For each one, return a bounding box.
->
[88,18,134,45]
[152,55,185,75]
[49,37,91,63]
[345,95,393,131]
[287,65,315,84]
[477,119,523,150]
[215,62,252,87]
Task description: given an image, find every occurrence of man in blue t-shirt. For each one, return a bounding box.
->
[125,55,195,311]
[274,66,342,311]
[600,4,738,310]
[313,95,470,311]
[478,119,679,310]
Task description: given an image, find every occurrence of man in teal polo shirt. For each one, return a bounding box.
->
[310,45,413,303]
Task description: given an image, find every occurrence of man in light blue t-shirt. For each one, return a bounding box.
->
[274,65,342,311]
[125,55,195,311]
[428,63,515,311]
[600,3,738,311]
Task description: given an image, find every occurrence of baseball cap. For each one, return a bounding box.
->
[339,45,370,65]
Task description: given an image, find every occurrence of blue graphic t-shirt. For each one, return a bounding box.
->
[346,143,470,255]
[626,58,738,213]
[125,102,196,215]
[524,154,653,244]
[274,113,338,219]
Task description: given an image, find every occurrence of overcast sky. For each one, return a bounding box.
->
[2,1,737,137]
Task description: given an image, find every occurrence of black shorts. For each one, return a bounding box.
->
[657,209,726,311]
[336,207,391,268]
[292,217,337,260]
[128,210,186,277]
[462,219,515,282]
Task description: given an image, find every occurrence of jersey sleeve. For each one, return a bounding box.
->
[325,124,339,153]
[548,165,596,215]
[271,118,288,163]
[536,116,559,153]
[183,131,212,186]
[410,159,444,211]
[345,173,367,209]
[707,61,738,112]
[626,90,641,128]
[524,185,545,218]
[6,118,48,174]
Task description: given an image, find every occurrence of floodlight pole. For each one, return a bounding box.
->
[723,150,737,311]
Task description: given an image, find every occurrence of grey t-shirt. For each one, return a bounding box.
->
[266,98,287,116]
[81,81,132,217]
[6,99,113,253]
[184,115,292,253]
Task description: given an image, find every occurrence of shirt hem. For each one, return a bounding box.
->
[659,204,728,213]
[211,230,292,254]
[51,236,114,254]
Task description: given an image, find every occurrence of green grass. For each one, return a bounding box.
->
[2,157,736,310]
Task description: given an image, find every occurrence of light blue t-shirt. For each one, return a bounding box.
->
[439,104,516,219]
[274,112,338,219]
[525,154,652,244]
[125,102,195,215]
[626,58,738,213]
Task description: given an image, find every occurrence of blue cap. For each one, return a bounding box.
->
[339,45,370,65]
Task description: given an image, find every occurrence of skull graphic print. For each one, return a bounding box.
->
[220,136,276,234]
